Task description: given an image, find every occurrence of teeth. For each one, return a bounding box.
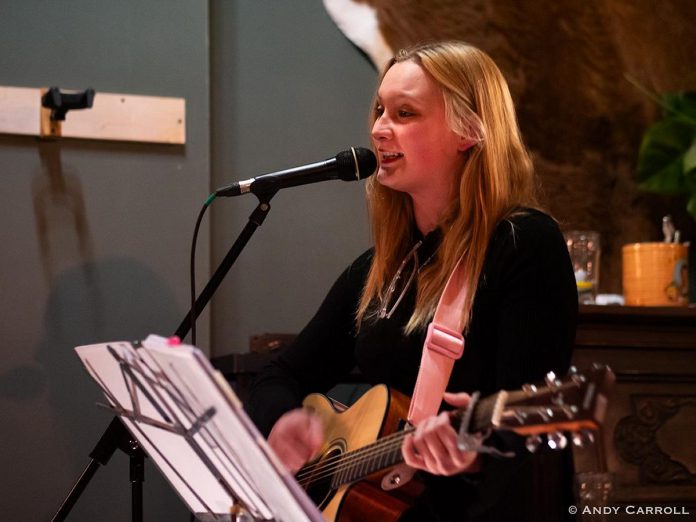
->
[382,152,403,159]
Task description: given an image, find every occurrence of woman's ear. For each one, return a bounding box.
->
[458,136,479,152]
[458,116,484,151]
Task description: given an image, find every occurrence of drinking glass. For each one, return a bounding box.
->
[575,471,614,521]
[564,231,601,304]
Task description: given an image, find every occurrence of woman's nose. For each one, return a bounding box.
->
[371,117,390,141]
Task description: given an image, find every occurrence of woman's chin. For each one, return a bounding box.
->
[376,169,397,188]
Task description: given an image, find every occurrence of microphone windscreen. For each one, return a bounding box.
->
[335,147,377,181]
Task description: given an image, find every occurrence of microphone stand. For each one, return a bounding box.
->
[53,190,278,521]
[174,190,277,340]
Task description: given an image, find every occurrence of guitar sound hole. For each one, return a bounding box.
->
[303,446,343,509]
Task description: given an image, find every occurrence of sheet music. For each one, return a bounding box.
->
[75,335,323,522]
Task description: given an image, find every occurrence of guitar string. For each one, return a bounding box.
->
[295,429,410,486]
[297,446,401,488]
[293,417,419,481]
[295,428,408,482]
[296,436,407,488]
[294,403,491,486]
[300,435,403,483]
[296,408,469,487]
[295,399,516,488]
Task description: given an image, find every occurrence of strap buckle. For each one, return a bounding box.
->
[424,322,465,359]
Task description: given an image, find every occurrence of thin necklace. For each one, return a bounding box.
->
[378,240,438,319]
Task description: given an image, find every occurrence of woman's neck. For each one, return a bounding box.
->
[411,193,449,235]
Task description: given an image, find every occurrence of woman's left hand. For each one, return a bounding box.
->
[402,392,481,476]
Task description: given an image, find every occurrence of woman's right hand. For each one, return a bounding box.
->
[267,409,324,474]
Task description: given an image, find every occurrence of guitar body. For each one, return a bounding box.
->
[301,385,422,522]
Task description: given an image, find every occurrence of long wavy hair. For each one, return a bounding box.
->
[356,41,539,333]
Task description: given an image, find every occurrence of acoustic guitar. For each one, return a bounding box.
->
[296,364,614,522]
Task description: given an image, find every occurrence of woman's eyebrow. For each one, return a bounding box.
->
[376,92,420,105]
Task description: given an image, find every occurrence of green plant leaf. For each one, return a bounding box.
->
[684,137,696,174]
[686,166,696,193]
[637,118,694,187]
[688,192,696,220]
[634,90,696,222]
[661,92,696,123]
[639,159,687,195]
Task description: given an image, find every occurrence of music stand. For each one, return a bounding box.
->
[74,334,323,522]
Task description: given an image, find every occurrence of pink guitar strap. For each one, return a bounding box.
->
[407,256,468,425]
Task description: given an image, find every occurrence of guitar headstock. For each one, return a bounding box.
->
[473,363,615,451]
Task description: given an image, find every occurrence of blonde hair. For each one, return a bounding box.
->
[357,41,538,333]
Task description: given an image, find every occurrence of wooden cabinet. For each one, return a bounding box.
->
[572,305,696,513]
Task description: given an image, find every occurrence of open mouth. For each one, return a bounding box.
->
[380,151,403,162]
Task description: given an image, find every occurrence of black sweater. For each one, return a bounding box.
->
[247,208,578,521]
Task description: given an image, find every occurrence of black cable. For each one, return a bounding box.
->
[189,193,216,346]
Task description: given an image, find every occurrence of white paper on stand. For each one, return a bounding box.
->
[75,335,323,522]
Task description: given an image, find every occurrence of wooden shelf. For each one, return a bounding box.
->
[0,85,185,144]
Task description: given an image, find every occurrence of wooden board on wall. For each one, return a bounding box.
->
[0,86,185,144]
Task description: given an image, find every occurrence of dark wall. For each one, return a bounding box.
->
[0,0,376,518]
[0,1,209,519]
[209,1,375,356]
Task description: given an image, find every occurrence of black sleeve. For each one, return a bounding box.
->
[246,250,371,436]
[491,211,578,390]
[472,211,578,520]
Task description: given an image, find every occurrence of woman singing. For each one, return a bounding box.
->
[248,41,578,521]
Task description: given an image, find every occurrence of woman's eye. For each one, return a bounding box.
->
[398,110,414,118]
[374,105,384,116]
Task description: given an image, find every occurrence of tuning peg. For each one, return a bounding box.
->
[536,407,554,422]
[570,372,586,385]
[525,434,543,453]
[572,429,595,448]
[521,383,538,394]
[547,431,568,450]
[545,371,556,386]
[559,404,578,420]
[568,366,585,384]
[572,432,584,447]
[508,410,528,424]
[545,371,562,390]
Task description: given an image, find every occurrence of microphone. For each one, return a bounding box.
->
[215,147,377,197]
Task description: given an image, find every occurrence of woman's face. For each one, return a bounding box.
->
[371,60,467,201]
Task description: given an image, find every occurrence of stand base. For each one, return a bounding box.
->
[52,417,146,522]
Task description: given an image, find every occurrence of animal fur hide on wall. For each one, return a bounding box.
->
[324,0,696,294]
